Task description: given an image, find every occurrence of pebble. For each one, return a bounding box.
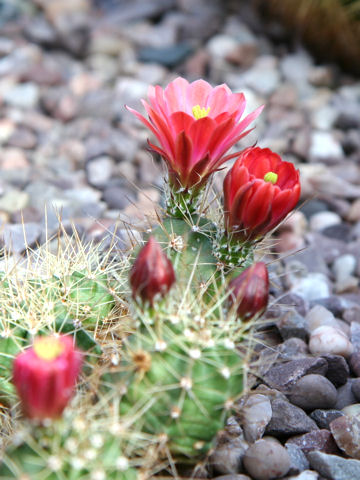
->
[322,354,349,388]
[240,394,272,443]
[277,311,309,342]
[351,378,360,401]
[309,326,354,358]
[210,419,249,475]
[290,273,331,302]
[243,438,291,480]
[215,476,252,480]
[285,471,319,480]
[305,305,339,333]
[2,223,42,253]
[309,410,344,430]
[286,444,310,475]
[265,397,318,436]
[307,451,360,480]
[263,357,328,393]
[288,374,338,411]
[285,430,339,455]
[3,82,40,109]
[334,380,357,410]
[86,156,115,189]
[330,414,360,459]
[309,211,341,232]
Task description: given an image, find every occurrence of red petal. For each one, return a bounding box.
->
[170,111,195,136]
[174,131,193,185]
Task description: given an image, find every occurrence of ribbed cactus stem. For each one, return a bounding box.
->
[213,231,254,272]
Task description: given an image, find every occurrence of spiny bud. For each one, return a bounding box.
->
[130,236,176,305]
[13,335,83,420]
[228,262,269,321]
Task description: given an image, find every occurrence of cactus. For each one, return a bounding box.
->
[117,279,250,459]
[0,77,302,478]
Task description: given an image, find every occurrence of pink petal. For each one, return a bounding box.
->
[170,111,195,136]
[187,79,213,111]
[164,77,189,114]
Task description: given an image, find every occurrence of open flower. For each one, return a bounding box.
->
[224,147,301,241]
[130,237,175,305]
[228,262,269,321]
[13,335,83,420]
[127,77,263,192]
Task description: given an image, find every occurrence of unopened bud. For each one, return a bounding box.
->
[130,237,175,305]
[228,262,269,321]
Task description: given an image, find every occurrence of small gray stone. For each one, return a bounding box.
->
[305,305,338,333]
[278,338,309,359]
[308,451,360,480]
[333,254,357,283]
[351,378,360,401]
[288,374,337,411]
[86,156,115,189]
[335,380,357,410]
[265,397,318,436]
[310,131,344,161]
[243,438,291,480]
[286,444,310,475]
[277,311,309,342]
[2,223,42,253]
[310,410,344,430]
[103,186,136,210]
[263,357,328,393]
[322,354,350,387]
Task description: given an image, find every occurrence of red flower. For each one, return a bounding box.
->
[228,262,269,321]
[224,147,301,241]
[130,237,175,305]
[13,335,83,420]
[127,77,263,192]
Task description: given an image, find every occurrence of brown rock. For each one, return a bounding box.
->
[330,415,360,459]
[285,430,340,455]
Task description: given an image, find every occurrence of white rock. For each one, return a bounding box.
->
[309,211,341,232]
[333,254,357,283]
[309,326,354,358]
[305,305,338,332]
[310,131,344,161]
[287,471,319,480]
[291,273,330,301]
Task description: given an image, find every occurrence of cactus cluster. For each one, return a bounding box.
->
[0,77,301,478]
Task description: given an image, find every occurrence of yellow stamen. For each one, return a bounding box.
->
[34,337,65,361]
[264,171,278,184]
[192,105,210,120]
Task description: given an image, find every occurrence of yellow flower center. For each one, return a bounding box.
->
[192,105,210,120]
[263,171,278,184]
[34,337,65,361]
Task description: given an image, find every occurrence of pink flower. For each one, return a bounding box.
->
[127,77,263,192]
[13,335,83,420]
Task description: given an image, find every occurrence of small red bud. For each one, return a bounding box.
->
[130,237,176,305]
[13,335,83,420]
[228,262,269,321]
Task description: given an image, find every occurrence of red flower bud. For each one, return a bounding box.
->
[13,335,83,420]
[224,147,301,241]
[130,237,176,305]
[228,262,269,321]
